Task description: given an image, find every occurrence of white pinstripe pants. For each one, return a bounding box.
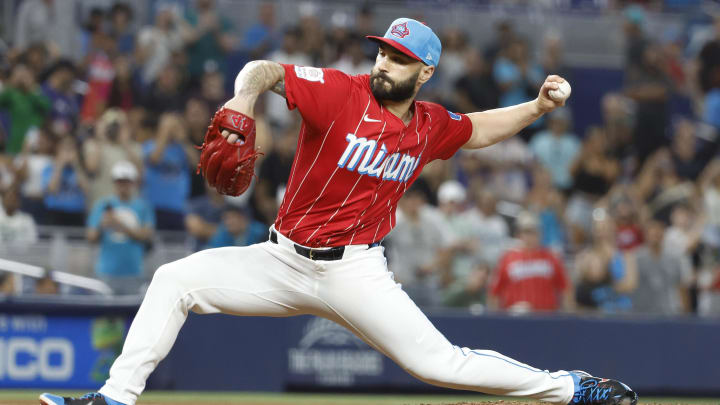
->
[100,228,574,405]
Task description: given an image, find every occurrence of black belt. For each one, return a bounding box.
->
[269,230,380,261]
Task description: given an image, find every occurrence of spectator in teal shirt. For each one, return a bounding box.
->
[87,161,154,295]
[142,113,197,230]
[493,40,544,108]
[529,108,581,191]
[183,0,235,81]
[204,205,266,249]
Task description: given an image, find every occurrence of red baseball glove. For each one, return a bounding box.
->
[197,107,262,196]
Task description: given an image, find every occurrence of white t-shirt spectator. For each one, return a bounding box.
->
[632,246,692,315]
[662,226,691,257]
[703,187,720,247]
[137,26,184,84]
[705,187,720,226]
[15,154,53,198]
[14,0,53,51]
[461,208,510,265]
[0,204,37,245]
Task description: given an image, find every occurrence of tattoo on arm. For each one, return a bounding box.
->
[235,60,286,99]
[270,80,286,98]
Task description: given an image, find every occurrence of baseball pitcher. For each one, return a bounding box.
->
[41,18,637,405]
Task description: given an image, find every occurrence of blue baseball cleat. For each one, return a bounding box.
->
[569,370,638,405]
[39,392,126,405]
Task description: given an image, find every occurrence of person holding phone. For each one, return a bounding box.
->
[86,161,154,295]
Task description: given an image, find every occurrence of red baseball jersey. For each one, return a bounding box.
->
[616,224,644,251]
[489,248,569,311]
[274,64,472,247]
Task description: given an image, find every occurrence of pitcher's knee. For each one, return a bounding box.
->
[149,262,187,294]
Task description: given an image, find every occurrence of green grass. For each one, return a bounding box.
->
[2,390,719,405]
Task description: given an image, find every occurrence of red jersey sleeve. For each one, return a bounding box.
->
[281,64,352,132]
[427,106,473,161]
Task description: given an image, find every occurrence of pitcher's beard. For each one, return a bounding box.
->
[370,71,418,102]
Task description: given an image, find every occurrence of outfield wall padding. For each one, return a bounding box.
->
[1,299,718,395]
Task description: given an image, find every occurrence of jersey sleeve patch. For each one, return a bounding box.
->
[294,66,325,83]
[447,110,461,121]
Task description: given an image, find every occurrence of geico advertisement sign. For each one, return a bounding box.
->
[0,337,74,381]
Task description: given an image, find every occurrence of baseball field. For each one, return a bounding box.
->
[2,391,719,405]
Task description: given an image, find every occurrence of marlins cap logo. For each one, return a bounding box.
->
[390,22,410,38]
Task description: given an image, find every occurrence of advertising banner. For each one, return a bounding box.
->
[285,316,421,388]
[0,314,126,388]
[2,309,718,394]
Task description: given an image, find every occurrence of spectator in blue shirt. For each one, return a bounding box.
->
[529,108,581,191]
[87,161,154,295]
[493,40,544,136]
[704,88,720,128]
[185,183,228,251]
[41,136,89,226]
[574,212,636,313]
[243,1,278,59]
[41,60,79,137]
[204,205,266,249]
[108,3,136,55]
[493,39,544,108]
[142,113,198,230]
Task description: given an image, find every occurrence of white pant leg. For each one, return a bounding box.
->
[100,243,321,405]
[316,247,575,404]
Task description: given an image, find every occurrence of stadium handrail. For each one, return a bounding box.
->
[0,257,113,295]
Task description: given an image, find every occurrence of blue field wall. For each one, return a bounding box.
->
[566,68,624,136]
[3,302,716,395]
[159,313,720,396]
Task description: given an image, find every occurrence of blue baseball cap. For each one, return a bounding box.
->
[367,18,442,67]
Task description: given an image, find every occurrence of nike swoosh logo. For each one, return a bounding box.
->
[363,114,381,123]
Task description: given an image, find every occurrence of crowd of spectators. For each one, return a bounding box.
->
[1,0,720,317]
